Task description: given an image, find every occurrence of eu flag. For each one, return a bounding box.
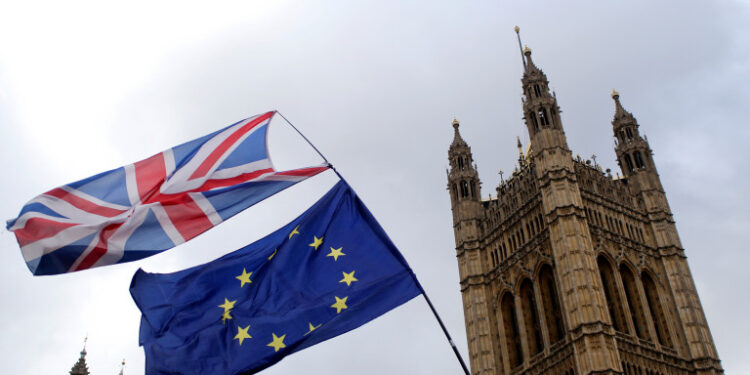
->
[130,180,424,374]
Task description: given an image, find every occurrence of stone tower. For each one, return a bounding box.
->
[446,44,722,375]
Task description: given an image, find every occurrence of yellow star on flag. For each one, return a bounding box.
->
[218,298,236,312]
[304,322,322,336]
[289,225,300,239]
[234,325,252,345]
[235,268,252,287]
[339,271,358,286]
[309,235,324,250]
[267,333,287,352]
[326,246,345,261]
[222,310,232,322]
[331,296,348,314]
[267,248,278,260]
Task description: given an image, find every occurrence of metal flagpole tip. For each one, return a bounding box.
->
[514,25,520,33]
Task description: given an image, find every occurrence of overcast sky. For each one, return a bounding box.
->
[1,1,748,374]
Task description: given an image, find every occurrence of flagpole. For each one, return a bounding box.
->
[276,111,471,375]
[274,111,331,166]
[421,291,472,375]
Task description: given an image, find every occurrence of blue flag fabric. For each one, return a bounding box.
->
[130,180,423,374]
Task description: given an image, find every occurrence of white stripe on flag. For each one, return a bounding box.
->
[151,204,185,246]
[125,164,140,205]
[189,192,223,226]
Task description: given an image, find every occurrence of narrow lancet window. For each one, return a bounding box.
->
[634,151,644,168]
[642,272,673,347]
[520,279,543,355]
[539,108,550,126]
[501,293,523,368]
[460,180,469,198]
[620,265,649,340]
[624,154,635,171]
[539,265,565,343]
[597,256,628,333]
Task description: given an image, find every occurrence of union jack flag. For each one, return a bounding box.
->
[6,111,329,275]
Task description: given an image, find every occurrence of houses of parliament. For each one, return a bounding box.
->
[446,37,723,374]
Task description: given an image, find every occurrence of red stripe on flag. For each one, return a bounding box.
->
[46,188,126,217]
[75,222,123,271]
[193,168,275,192]
[275,166,330,177]
[188,111,274,181]
[14,217,78,248]
[134,153,167,201]
[162,199,215,242]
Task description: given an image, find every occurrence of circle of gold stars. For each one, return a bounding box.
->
[222,225,364,352]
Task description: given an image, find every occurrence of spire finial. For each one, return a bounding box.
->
[522,44,535,68]
[611,88,620,100]
[611,89,628,118]
[516,136,524,164]
[119,359,126,375]
[515,26,526,68]
[452,116,460,130]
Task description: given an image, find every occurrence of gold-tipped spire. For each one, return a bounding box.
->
[515,26,526,68]
[611,88,620,99]
[516,136,524,156]
[523,44,531,55]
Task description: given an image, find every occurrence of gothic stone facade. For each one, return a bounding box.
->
[446,47,722,375]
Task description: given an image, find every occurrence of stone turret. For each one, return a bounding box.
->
[69,340,90,375]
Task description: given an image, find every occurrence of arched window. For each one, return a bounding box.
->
[624,154,635,171]
[470,180,476,198]
[620,265,649,340]
[500,293,523,368]
[550,107,557,126]
[529,111,539,130]
[520,279,543,355]
[452,183,458,199]
[642,272,673,347]
[458,157,464,170]
[539,108,550,126]
[534,84,542,97]
[539,265,565,343]
[634,151,645,168]
[626,127,634,139]
[597,256,629,333]
[460,180,469,198]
